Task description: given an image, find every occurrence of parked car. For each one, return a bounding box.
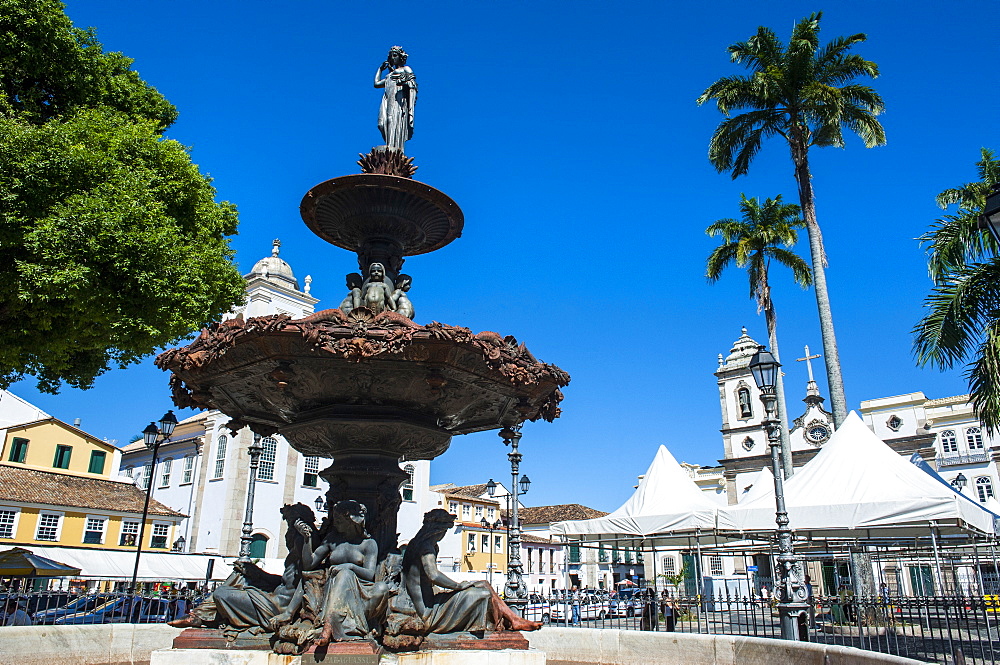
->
[523,593,550,624]
[52,596,170,625]
[33,593,117,624]
[549,596,610,621]
[609,590,642,617]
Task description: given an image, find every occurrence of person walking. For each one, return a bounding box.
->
[571,586,581,626]
[661,591,677,632]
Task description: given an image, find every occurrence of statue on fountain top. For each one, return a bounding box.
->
[375,46,416,153]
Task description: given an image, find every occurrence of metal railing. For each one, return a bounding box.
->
[530,591,1000,664]
[0,588,206,626]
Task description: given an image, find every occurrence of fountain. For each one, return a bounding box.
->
[152,46,569,663]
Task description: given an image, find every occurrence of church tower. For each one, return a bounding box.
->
[229,238,320,321]
[715,328,834,503]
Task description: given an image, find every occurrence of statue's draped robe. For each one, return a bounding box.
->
[305,567,392,640]
[378,69,415,151]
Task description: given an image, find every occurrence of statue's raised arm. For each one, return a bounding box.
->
[375,46,416,153]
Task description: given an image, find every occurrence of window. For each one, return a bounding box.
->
[742,436,755,451]
[182,455,195,484]
[150,523,170,549]
[139,462,152,490]
[467,533,476,553]
[88,450,107,474]
[487,507,495,521]
[886,415,903,431]
[449,501,458,515]
[123,466,134,478]
[0,509,18,539]
[737,387,753,418]
[941,430,958,453]
[612,548,621,563]
[303,457,320,487]
[462,504,470,520]
[967,427,985,450]
[481,534,489,553]
[248,534,268,558]
[475,505,483,519]
[977,477,995,503]
[527,548,534,573]
[709,555,724,576]
[495,535,502,554]
[402,464,414,501]
[258,437,277,481]
[159,458,172,487]
[83,517,106,544]
[8,437,28,463]
[120,520,139,546]
[662,556,676,575]
[53,445,72,469]
[569,545,580,563]
[599,545,609,562]
[213,435,227,479]
[625,549,633,564]
[35,512,61,541]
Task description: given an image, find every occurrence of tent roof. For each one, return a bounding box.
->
[552,445,736,544]
[724,412,995,538]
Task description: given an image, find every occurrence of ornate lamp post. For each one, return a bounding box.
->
[238,432,266,562]
[129,410,178,592]
[748,346,809,640]
[499,426,531,614]
[314,495,328,513]
[951,473,969,492]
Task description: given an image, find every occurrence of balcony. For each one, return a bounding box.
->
[938,452,989,467]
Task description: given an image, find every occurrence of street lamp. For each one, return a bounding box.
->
[952,473,969,491]
[314,495,328,513]
[238,432,266,562]
[500,425,530,614]
[978,183,1000,244]
[480,516,504,587]
[130,410,178,592]
[172,536,186,553]
[748,346,808,641]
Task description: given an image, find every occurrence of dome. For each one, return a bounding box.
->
[722,327,761,368]
[246,239,299,290]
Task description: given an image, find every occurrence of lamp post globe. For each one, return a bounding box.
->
[486,478,497,497]
[748,346,780,391]
[519,475,531,494]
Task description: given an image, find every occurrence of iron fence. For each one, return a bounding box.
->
[532,591,1000,664]
[0,587,206,626]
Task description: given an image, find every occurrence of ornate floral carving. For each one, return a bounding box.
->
[357,147,418,178]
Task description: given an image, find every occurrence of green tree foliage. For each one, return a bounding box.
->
[0,0,245,392]
[697,12,886,429]
[706,195,811,476]
[915,149,1000,431]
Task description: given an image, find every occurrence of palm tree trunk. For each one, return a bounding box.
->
[764,294,795,479]
[791,134,848,428]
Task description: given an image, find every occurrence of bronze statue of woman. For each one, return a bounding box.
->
[298,500,392,645]
[374,46,416,152]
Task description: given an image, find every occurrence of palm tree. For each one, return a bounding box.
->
[915,149,1000,431]
[697,12,886,428]
[707,194,812,477]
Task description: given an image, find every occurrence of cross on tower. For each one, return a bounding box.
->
[796,345,821,381]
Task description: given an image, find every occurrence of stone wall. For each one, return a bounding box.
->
[0,623,181,665]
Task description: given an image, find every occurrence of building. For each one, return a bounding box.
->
[516,504,608,590]
[860,393,990,504]
[432,483,507,580]
[121,240,433,558]
[0,416,184,553]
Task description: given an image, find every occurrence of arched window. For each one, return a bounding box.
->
[248,533,268,559]
[940,430,958,454]
[967,427,984,450]
[977,476,995,503]
[213,435,228,479]
[737,387,753,418]
[402,464,415,501]
[259,437,278,481]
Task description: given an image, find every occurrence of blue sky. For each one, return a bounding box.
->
[11,0,999,512]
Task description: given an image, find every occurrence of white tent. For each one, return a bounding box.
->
[723,412,995,539]
[552,444,737,546]
[735,467,773,505]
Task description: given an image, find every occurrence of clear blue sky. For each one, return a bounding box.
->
[11,0,999,512]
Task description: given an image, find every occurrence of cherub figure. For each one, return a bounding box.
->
[339,273,363,315]
[361,263,395,314]
[392,274,414,320]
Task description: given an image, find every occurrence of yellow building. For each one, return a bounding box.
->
[434,484,507,576]
[0,418,185,552]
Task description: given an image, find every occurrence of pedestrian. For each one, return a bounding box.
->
[661,591,677,632]
[805,575,816,628]
[0,599,32,626]
[571,586,581,626]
